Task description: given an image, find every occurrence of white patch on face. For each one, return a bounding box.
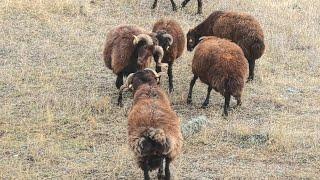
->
[189,39,193,43]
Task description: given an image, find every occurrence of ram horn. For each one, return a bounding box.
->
[119,73,135,92]
[153,45,167,67]
[144,68,166,78]
[162,33,173,46]
[133,34,153,46]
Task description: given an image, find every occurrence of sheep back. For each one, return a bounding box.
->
[211,12,265,60]
[128,85,182,163]
[152,19,185,63]
[192,37,248,97]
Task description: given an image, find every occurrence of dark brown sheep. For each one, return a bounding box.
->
[103,25,164,90]
[152,19,186,92]
[187,36,249,116]
[186,11,265,80]
[121,68,183,180]
[152,0,203,14]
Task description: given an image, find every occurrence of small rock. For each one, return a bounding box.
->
[286,87,302,94]
[182,115,208,138]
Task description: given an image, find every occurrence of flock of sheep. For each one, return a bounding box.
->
[103,5,265,180]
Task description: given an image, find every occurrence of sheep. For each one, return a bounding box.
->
[103,25,164,90]
[187,36,249,116]
[152,19,186,92]
[120,68,183,180]
[151,0,203,14]
[186,11,265,81]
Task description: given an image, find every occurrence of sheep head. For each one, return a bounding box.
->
[133,34,165,69]
[155,30,174,51]
[119,68,166,93]
[186,29,200,51]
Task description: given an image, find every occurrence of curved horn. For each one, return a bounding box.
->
[153,45,167,68]
[153,45,164,63]
[133,35,138,45]
[144,68,161,78]
[133,34,153,46]
[199,36,210,41]
[119,73,135,92]
[162,33,173,46]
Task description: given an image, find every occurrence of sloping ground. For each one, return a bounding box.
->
[0,0,319,179]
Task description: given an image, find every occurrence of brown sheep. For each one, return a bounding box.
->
[187,36,249,116]
[103,25,164,90]
[186,11,265,81]
[121,68,183,180]
[152,0,203,14]
[152,19,185,92]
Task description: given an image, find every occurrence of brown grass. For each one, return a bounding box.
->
[1,0,320,179]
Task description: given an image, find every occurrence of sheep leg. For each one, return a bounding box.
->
[197,0,203,14]
[157,157,165,179]
[143,160,151,180]
[235,96,242,106]
[164,157,171,180]
[117,91,123,107]
[170,0,177,11]
[224,93,231,116]
[168,62,174,93]
[248,59,255,81]
[152,0,158,9]
[115,72,123,89]
[187,75,198,104]
[201,86,212,108]
[181,0,191,7]
[156,65,162,82]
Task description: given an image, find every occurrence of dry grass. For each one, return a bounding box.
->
[1,0,320,179]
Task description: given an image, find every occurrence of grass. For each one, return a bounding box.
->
[1,0,319,179]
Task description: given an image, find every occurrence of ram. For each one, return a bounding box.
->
[121,68,183,180]
[152,19,185,92]
[103,25,164,90]
[187,11,265,80]
[187,36,249,116]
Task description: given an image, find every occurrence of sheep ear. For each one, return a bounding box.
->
[133,35,138,45]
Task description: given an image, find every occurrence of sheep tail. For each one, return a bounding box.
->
[251,38,265,60]
[135,128,170,157]
[224,76,243,95]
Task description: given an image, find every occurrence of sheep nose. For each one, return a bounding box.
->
[137,59,144,65]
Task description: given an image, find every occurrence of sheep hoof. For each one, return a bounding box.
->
[168,88,174,93]
[172,6,177,11]
[201,104,209,109]
[223,111,229,117]
[247,76,254,82]
[197,10,203,15]
[186,98,192,104]
[118,101,123,107]
[157,173,165,180]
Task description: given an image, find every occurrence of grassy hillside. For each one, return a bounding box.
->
[0,0,319,179]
